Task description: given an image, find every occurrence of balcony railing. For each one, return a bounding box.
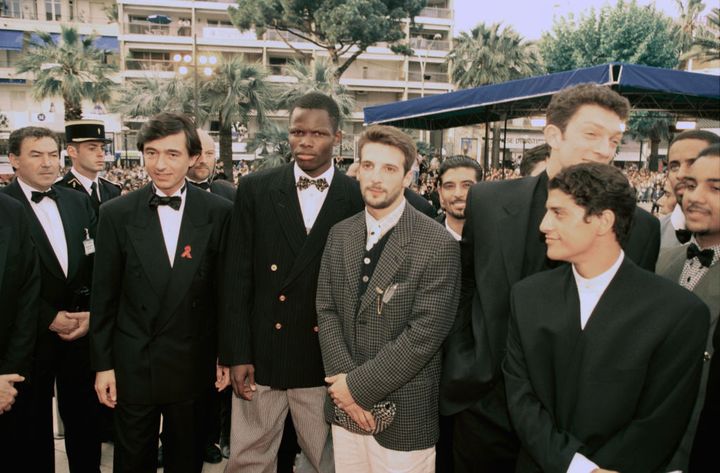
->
[265,29,307,42]
[418,7,453,19]
[124,22,192,37]
[407,71,448,83]
[410,37,450,51]
[125,58,175,72]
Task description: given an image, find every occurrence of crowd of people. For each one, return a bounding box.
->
[0,84,718,473]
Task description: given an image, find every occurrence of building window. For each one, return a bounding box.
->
[45,0,61,21]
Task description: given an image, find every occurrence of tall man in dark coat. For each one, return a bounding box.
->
[2,126,100,473]
[504,163,708,473]
[90,113,232,473]
[441,84,661,472]
[220,92,364,472]
[57,120,121,214]
[0,192,40,461]
[318,125,460,471]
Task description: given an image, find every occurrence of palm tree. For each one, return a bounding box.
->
[246,121,292,171]
[446,23,544,168]
[626,111,673,170]
[682,7,720,65]
[274,58,355,120]
[111,75,196,119]
[202,57,274,179]
[15,25,117,120]
[674,0,707,69]
[447,23,544,90]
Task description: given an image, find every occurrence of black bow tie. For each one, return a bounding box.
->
[189,180,210,191]
[149,193,182,211]
[297,176,329,192]
[31,188,58,203]
[676,229,692,244]
[687,243,714,268]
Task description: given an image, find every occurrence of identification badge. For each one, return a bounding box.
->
[83,228,95,256]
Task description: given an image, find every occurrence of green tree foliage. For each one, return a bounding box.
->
[246,121,292,171]
[111,75,195,119]
[447,22,543,89]
[274,58,355,120]
[228,0,427,78]
[202,57,274,179]
[682,7,720,64]
[446,22,542,168]
[626,111,673,168]
[15,26,117,120]
[540,0,681,72]
[674,0,706,59]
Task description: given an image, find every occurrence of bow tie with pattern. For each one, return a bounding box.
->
[687,243,714,268]
[149,193,182,211]
[296,176,329,192]
[31,188,58,203]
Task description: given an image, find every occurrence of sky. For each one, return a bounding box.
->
[452,0,711,40]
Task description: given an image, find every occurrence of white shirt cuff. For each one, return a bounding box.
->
[567,453,599,473]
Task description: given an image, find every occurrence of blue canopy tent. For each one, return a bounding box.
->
[364,63,720,129]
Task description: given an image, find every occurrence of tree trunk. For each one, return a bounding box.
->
[64,98,83,121]
[219,117,233,182]
[649,138,661,172]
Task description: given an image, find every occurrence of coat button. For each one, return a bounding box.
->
[270,264,278,272]
[279,295,286,302]
[362,275,369,283]
[704,351,712,362]
[313,326,319,333]
[275,323,282,330]
[364,257,371,264]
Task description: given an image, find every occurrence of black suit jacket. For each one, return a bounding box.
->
[1,179,97,362]
[690,322,720,471]
[0,193,40,377]
[441,173,660,419]
[57,170,121,214]
[404,188,436,218]
[89,184,232,405]
[220,163,364,388]
[504,258,708,473]
[209,179,236,201]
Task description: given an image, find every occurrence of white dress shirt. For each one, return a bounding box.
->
[294,163,334,234]
[70,168,100,201]
[567,250,624,473]
[670,203,686,231]
[154,184,187,268]
[365,198,406,251]
[445,219,462,241]
[18,177,69,276]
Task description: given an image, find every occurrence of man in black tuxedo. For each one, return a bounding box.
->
[441,84,661,472]
[187,128,236,201]
[2,126,100,473]
[504,163,708,472]
[57,120,121,214]
[90,112,232,473]
[220,92,364,472]
[0,192,40,461]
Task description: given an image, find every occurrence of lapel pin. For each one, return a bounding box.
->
[181,245,192,259]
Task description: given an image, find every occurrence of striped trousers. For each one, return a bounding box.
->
[226,384,332,473]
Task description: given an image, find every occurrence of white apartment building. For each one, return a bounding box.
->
[0,0,455,159]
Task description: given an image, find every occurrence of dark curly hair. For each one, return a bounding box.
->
[548,163,636,243]
[9,127,59,156]
[546,84,630,133]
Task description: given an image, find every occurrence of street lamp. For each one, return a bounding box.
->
[418,33,441,144]
[173,52,217,120]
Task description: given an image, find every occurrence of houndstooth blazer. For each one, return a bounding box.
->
[317,203,461,451]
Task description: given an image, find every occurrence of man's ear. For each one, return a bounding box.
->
[67,144,78,159]
[596,209,616,237]
[334,130,342,146]
[544,124,562,150]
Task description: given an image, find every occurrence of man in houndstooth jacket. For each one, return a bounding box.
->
[317,125,460,472]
